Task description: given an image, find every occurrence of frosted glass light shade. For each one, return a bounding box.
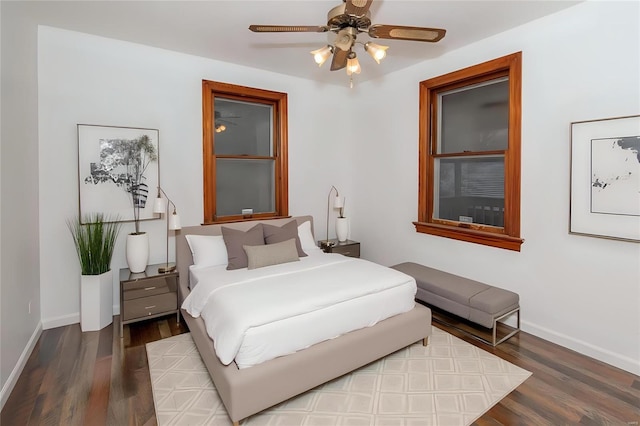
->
[365,42,389,64]
[311,45,332,67]
[346,56,361,75]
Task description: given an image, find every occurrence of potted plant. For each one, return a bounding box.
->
[68,213,121,331]
[120,135,158,272]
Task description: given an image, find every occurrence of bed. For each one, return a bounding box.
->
[176,215,432,425]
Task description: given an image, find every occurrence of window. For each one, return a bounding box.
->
[415,52,523,251]
[202,81,288,224]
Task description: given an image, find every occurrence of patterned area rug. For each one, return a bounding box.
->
[146,327,531,425]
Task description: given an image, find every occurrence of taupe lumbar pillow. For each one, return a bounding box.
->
[222,223,265,270]
[243,238,300,270]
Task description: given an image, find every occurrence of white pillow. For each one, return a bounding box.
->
[185,234,228,268]
[297,220,320,253]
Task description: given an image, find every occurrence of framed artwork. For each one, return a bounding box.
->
[570,115,640,242]
[78,124,159,224]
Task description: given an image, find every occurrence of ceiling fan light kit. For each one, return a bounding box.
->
[346,52,361,76]
[249,0,446,86]
[311,45,334,67]
[364,42,388,64]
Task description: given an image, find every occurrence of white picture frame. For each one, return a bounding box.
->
[78,124,160,224]
[569,115,640,242]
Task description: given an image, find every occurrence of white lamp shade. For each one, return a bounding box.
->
[153,196,164,214]
[333,196,344,209]
[168,212,181,230]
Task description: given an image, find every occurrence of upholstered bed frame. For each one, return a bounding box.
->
[176,216,432,425]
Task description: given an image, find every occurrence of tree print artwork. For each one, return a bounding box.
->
[77,125,159,229]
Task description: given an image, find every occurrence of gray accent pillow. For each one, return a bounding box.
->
[222,223,265,270]
[262,220,307,257]
[243,238,300,270]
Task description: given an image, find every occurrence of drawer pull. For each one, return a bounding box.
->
[145,305,156,310]
[144,286,156,291]
[342,252,351,255]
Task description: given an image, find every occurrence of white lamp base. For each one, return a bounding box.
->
[336,217,349,242]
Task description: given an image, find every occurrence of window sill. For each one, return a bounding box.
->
[413,221,524,251]
[203,214,290,226]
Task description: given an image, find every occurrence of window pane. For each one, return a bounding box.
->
[214,98,273,156]
[434,156,504,227]
[216,158,275,216]
[438,78,509,154]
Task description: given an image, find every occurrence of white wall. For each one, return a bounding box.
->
[0,2,43,409]
[36,26,355,328]
[350,1,640,374]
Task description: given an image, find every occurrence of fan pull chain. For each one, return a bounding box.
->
[349,76,354,89]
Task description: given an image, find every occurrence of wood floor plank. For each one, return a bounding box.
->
[2,315,639,426]
[499,344,639,423]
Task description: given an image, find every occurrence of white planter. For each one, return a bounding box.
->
[126,232,149,273]
[336,217,349,242]
[80,270,113,332]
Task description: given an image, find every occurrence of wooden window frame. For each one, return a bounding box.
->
[202,80,288,224]
[415,52,524,251]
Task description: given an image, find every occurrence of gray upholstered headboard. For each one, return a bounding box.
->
[176,216,314,302]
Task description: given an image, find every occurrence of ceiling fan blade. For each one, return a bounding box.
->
[330,48,348,71]
[368,24,446,42]
[344,0,374,17]
[249,25,329,33]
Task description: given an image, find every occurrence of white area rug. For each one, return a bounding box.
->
[146,327,531,425]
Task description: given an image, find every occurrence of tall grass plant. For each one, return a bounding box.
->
[68,213,121,275]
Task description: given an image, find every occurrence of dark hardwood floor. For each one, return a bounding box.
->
[2,313,639,425]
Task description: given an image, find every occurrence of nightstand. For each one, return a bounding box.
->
[319,239,360,258]
[119,264,179,337]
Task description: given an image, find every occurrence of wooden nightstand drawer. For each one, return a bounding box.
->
[332,244,360,258]
[119,264,180,337]
[122,276,175,300]
[122,292,177,321]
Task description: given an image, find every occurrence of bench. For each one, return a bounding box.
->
[391,262,520,346]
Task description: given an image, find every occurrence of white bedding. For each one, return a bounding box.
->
[182,252,417,368]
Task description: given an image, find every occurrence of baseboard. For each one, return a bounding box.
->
[42,312,79,330]
[41,304,120,330]
[522,320,640,376]
[0,322,43,411]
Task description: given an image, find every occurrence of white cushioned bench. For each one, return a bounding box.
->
[391,262,520,346]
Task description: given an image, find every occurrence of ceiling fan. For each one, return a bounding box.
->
[249,0,445,84]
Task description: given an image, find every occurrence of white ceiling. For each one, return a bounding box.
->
[23,0,581,85]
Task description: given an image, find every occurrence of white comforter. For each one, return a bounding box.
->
[182,253,417,366]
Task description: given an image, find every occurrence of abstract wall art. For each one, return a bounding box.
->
[570,115,640,241]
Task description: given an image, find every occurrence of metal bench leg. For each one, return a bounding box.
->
[492,307,520,346]
[432,307,520,346]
